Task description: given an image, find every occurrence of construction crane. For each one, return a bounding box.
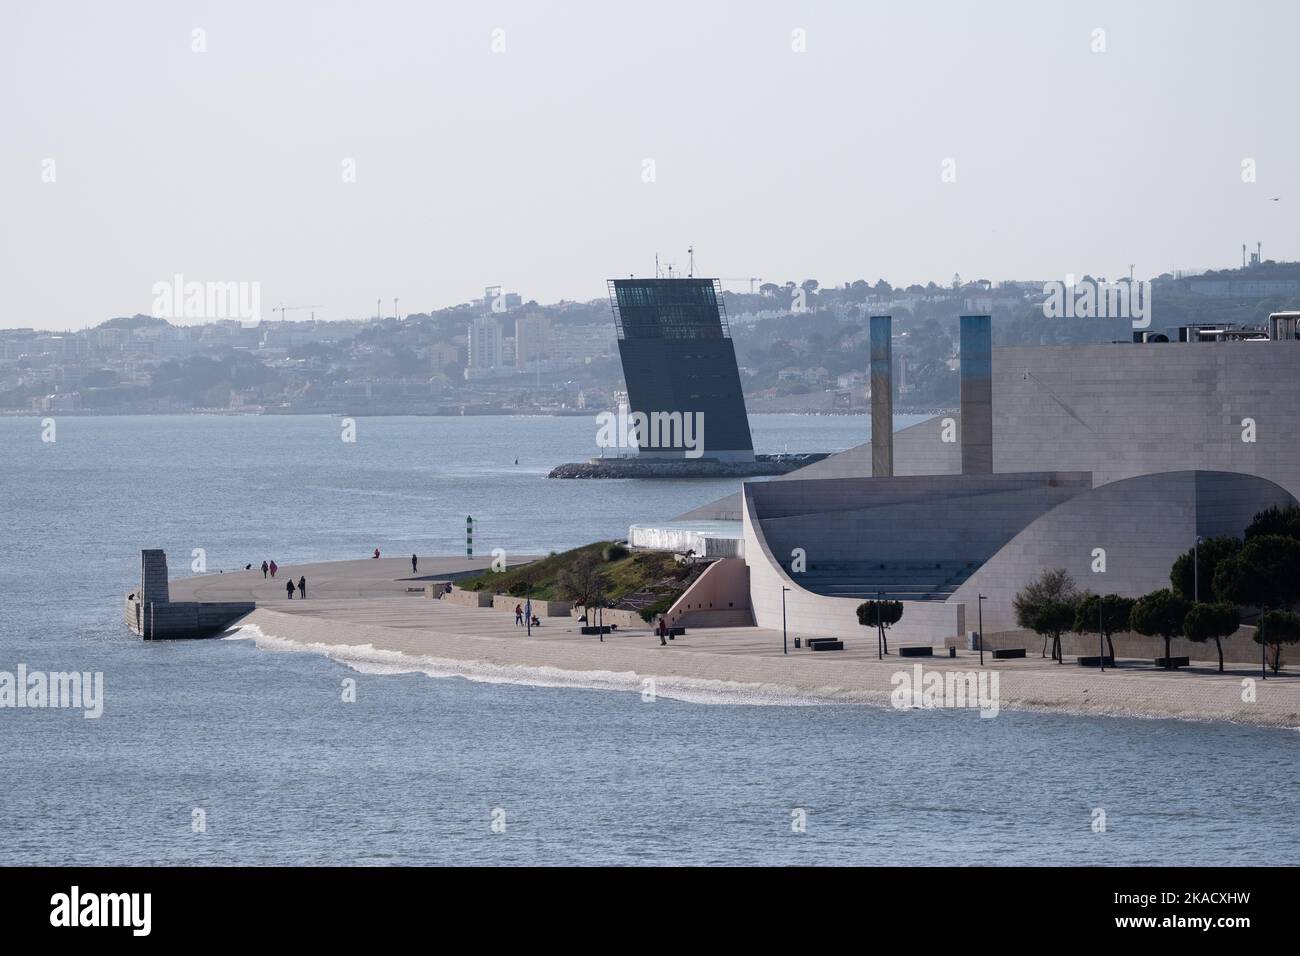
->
[273,305,324,321]
[721,277,763,294]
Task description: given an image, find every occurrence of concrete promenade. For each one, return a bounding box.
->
[171,556,1300,728]
[169,555,523,603]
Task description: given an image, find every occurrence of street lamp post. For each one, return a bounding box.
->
[1098,596,1105,672]
[877,590,884,660]
[977,594,986,667]
[1194,534,1202,603]
[781,587,790,655]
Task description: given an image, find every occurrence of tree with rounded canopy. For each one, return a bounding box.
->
[1033,600,1076,663]
[1244,504,1300,542]
[1074,593,1136,663]
[1169,535,1241,601]
[1013,568,1079,661]
[1254,610,1300,674]
[1129,589,1192,668]
[1182,602,1241,673]
[1212,534,1300,612]
[856,599,903,655]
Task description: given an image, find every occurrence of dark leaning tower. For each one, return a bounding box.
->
[607,277,755,462]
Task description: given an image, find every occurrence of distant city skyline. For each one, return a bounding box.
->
[3,0,1297,330]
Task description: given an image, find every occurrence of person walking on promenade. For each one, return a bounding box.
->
[411,554,418,574]
[261,560,269,579]
[514,604,523,626]
[297,575,307,599]
[286,578,296,599]
[269,560,278,578]
[658,616,668,646]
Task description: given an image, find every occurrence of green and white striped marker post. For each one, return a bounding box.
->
[466,515,473,557]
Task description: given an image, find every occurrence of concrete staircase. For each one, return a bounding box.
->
[786,559,977,602]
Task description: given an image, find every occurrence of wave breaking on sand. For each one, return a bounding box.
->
[224,623,846,707]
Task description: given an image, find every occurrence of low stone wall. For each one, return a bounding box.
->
[491,594,572,617]
[442,587,493,608]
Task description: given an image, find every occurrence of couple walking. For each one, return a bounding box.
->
[285,575,308,599]
[261,560,277,578]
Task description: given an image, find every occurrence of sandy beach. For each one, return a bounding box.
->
[173,557,1300,729]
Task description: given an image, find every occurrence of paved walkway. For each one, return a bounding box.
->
[170,555,538,603]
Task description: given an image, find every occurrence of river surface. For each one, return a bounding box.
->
[0,413,1296,865]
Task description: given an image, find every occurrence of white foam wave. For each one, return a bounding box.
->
[224,623,843,707]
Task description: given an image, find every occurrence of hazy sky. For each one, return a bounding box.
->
[3,0,1296,331]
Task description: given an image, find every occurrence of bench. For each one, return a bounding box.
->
[991,648,1026,660]
[580,625,611,636]
[1154,656,1191,669]
[668,626,685,637]
[1077,655,1115,667]
[898,646,933,658]
[810,640,844,652]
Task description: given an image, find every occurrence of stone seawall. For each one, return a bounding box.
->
[125,595,255,639]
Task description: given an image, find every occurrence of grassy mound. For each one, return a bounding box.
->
[457,540,701,616]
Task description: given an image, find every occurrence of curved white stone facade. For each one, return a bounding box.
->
[736,340,1300,641]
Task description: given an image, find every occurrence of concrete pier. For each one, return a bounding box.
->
[166,554,528,605]
[126,549,255,640]
[129,551,532,640]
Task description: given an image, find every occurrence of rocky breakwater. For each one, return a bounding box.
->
[548,453,828,479]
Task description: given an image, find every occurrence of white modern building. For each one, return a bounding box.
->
[639,315,1300,643]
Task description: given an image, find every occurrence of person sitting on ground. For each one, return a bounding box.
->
[530,614,541,628]
[373,548,381,559]
[286,579,296,599]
